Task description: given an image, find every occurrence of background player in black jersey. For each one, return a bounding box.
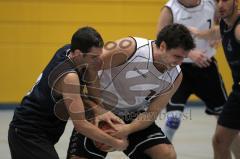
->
[8,26,128,159]
[190,0,240,158]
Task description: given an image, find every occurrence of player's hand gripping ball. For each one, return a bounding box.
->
[93,121,122,152]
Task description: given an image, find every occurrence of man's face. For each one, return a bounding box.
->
[216,0,235,19]
[160,47,188,68]
[82,47,103,70]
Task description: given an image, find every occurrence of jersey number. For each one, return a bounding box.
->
[207,19,212,29]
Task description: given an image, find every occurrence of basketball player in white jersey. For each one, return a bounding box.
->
[157,0,228,142]
[67,24,195,159]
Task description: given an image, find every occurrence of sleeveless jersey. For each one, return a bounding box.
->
[11,44,80,144]
[99,37,181,115]
[166,0,216,62]
[220,16,240,91]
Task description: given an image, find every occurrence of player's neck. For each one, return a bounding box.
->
[224,10,239,28]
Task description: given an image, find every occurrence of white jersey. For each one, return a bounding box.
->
[166,0,216,63]
[99,37,181,115]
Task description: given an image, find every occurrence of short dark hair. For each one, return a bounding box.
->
[71,26,104,53]
[155,23,195,51]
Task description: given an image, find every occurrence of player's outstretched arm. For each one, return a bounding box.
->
[189,25,221,41]
[156,6,173,34]
[82,70,125,129]
[114,72,183,137]
[57,72,128,151]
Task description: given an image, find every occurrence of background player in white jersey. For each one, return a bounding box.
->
[67,24,195,159]
[157,0,228,141]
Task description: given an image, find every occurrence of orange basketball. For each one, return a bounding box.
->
[93,121,118,152]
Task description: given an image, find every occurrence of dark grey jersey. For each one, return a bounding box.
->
[11,44,80,144]
[220,16,240,91]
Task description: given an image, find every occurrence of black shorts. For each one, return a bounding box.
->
[218,91,240,130]
[67,123,171,159]
[167,59,227,115]
[8,126,59,159]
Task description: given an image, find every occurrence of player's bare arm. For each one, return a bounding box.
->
[157,6,173,33]
[101,37,136,69]
[235,23,240,43]
[82,63,125,128]
[113,73,183,139]
[189,25,221,41]
[56,72,128,151]
[157,7,173,33]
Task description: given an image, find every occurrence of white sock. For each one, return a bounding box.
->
[163,110,182,141]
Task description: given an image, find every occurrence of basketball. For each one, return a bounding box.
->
[93,121,120,152]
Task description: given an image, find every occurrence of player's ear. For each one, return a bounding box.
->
[159,41,167,52]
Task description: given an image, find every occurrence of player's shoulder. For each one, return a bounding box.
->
[54,44,71,56]
[104,37,135,53]
[54,72,79,94]
[165,0,176,7]
[131,37,150,49]
[55,72,79,87]
[61,72,79,84]
[117,36,136,49]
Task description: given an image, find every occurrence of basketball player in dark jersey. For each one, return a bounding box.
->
[190,0,240,158]
[8,26,128,159]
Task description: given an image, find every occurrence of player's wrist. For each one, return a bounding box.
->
[126,123,137,135]
[107,137,121,148]
[113,138,128,151]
